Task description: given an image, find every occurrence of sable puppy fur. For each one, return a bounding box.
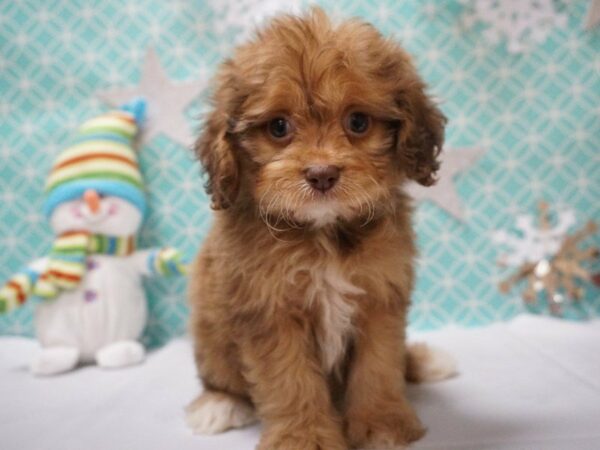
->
[186,8,448,450]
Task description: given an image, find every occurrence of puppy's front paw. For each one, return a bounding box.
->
[258,425,347,450]
[186,391,257,435]
[346,409,425,449]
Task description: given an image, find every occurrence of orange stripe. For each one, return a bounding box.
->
[48,270,81,282]
[7,281,26,303]
[108,112,136,124]
[60,230,90,238]
[53,153,138,171]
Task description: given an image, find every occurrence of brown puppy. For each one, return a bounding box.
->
[186,8,452,450]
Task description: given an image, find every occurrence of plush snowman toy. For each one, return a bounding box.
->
[0,99,187,376]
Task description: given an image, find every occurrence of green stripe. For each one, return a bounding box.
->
[57,140,136,160]
[52,249,87,256]
[53,244,87,252]
[46,171,143,193]
[154,252,163,274]
[79,124,135,140]
[159,257,169,275]
[90,235,105,253]
[87,235,132,256]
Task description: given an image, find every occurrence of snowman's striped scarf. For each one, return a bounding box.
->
[0,231,135,313]
[43,231,136,291]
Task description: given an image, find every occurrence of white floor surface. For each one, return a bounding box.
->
[2,314,599,450]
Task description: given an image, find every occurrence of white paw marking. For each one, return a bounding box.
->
[418,346,457,382]
[185,394,257,435]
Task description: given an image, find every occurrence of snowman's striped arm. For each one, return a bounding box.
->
[0,272,32,313]
[0,268,41,314]
[147,248,188,277]
[0,258,55,314]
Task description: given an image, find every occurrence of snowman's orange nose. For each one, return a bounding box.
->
[83,189,101,214]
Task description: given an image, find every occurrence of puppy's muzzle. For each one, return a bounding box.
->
[304,165,340,193]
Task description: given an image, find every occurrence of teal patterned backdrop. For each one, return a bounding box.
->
[1,0,598,346]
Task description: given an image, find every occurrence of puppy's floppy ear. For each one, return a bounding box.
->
[195,62,242,210]
[395,79,447,187]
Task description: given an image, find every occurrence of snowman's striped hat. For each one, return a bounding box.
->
[43,99,147,217]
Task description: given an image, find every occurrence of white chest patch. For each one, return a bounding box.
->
[307,266,365,372]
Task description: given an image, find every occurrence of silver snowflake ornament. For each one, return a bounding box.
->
[460,0,568,53]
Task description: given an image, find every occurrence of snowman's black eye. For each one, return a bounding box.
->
[344,112,371,136]
[268,117,292,140]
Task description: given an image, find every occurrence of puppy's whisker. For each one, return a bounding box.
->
[258,188,293,238]
[259,181,305,234]
[266,191,281,218]
[340,184,369,225]
[263,209,294,239]
[343,181,376,226]
[281,196,297,228]
[286,188,305,229]
[258,183,274,219]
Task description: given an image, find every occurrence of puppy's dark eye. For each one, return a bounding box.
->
[345,112,371,136]
[268,117,291,140]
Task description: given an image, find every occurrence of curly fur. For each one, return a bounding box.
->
[187,8,448,450]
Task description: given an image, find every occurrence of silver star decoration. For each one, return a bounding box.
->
[405,147,485,221]
[585,0,600,29]
[97,48,205,147]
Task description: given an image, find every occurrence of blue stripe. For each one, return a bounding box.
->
[107,237,116,254]
[166,259,180,275]
[147,250,158,275]
[23,268,40,284]
[72,132,131,146]
[43,179,147,218]
[48,253,86,263]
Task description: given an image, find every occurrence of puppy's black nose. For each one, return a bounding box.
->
[304,165,340,192]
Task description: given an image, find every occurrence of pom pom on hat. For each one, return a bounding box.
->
[43,99,148,218]
[120,97,147,125]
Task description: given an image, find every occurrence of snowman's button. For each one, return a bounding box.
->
[87,260,98,270]
[84,290,98,302]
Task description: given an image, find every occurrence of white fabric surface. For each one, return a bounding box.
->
[2,314,600,450]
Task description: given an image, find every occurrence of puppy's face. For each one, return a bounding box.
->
[197,10,445,227]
